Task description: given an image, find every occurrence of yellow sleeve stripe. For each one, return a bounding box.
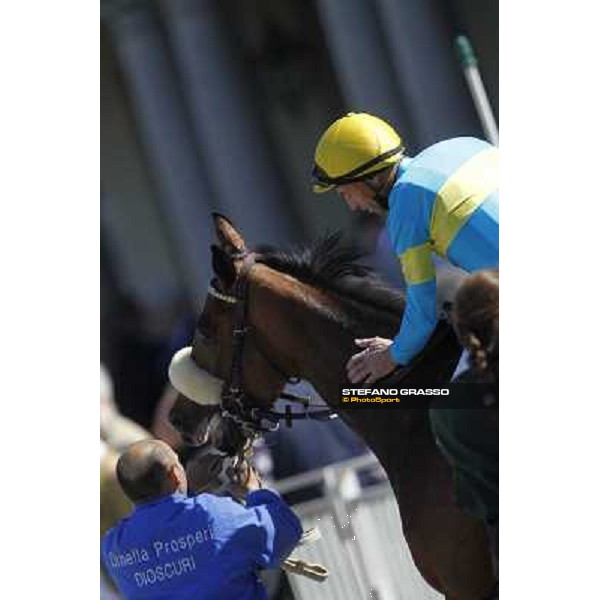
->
[399,243,436,285]
[430,147,499,256]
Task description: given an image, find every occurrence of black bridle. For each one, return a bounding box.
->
[209,250,336,435]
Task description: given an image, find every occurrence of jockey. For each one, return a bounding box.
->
[312,112,499,383]
[101,439,301,600]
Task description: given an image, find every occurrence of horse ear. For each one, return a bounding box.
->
[212,213,246,255]
[211,244,236,287]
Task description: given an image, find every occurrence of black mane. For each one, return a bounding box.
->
[255,232,404,315]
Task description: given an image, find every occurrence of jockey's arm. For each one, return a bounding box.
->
[385,182,439,366]
[390,243,438,366]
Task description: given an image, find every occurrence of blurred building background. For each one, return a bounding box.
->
[100,0,497,425]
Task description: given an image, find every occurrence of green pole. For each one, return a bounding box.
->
[455,35,499,145]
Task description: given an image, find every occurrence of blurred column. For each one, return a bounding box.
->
[158,0,296,247]
[104,3,214,305]
[314,0,412,138]
[101,32,182,312]
[375,0,481,149]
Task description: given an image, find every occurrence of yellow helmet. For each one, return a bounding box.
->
[312,112,404,193]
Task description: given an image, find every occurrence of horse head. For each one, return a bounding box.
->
[168,214,292,456]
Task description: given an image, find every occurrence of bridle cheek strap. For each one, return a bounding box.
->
[221,252,256,412]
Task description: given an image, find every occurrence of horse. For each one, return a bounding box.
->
[169,214,496,600]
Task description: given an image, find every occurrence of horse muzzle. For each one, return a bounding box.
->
[168,346,253,455]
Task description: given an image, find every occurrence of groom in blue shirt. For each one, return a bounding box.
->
[101,439,302,600]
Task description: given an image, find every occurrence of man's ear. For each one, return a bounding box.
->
[211,245,236,288]
[212,213,246,255]
[167,464,187,494]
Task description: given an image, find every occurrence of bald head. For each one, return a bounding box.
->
[116,439,187,504]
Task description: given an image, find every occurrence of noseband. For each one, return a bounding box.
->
[207,250,336,434]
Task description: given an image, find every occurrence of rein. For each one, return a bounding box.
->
[208,250,336,434]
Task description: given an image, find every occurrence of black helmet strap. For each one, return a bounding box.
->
[313,144,404,187]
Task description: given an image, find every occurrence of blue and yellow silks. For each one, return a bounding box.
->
[387,138,499,365]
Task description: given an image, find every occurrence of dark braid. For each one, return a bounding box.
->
[464,332,489,374]
[453,269,499,384]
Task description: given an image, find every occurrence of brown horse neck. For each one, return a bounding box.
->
[246,266,429,442]
[247,265,365,388]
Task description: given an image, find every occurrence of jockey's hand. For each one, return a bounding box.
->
[346,337,397,384]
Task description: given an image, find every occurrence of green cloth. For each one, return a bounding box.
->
[429,371,498,525]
